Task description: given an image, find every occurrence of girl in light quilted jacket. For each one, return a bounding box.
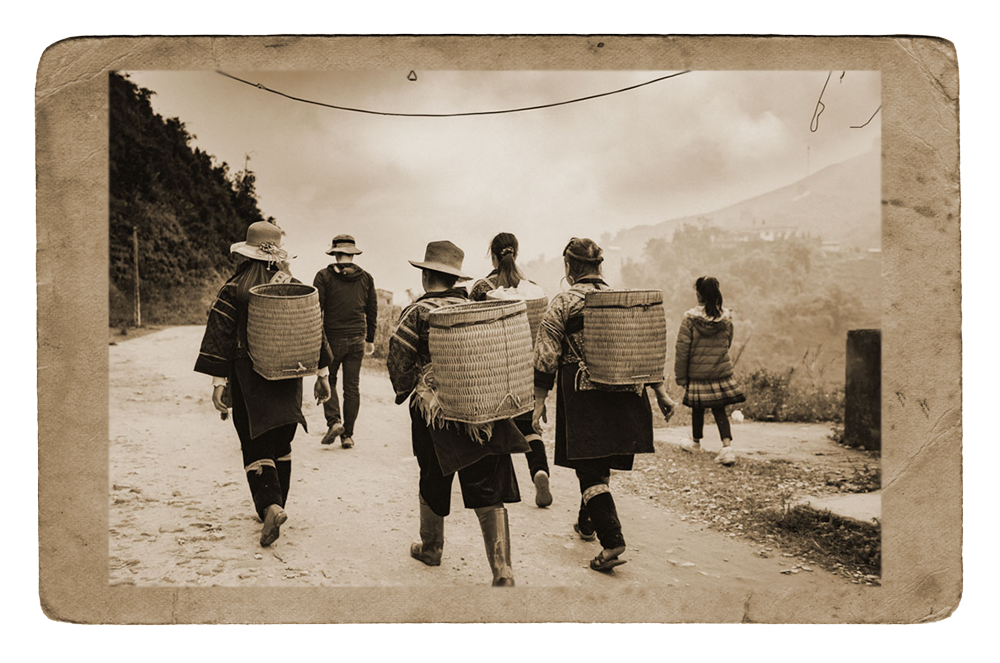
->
[674,276,745,466]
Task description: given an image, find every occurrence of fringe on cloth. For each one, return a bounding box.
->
[411,366,495,444]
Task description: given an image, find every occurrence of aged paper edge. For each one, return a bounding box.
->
[35,35,961,623]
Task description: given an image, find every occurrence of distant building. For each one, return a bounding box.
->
[729,221,799,243]
[375,288,394,307]
[821,241,842,253]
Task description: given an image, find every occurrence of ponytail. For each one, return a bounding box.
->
[489,232,523,288]
[695,276,724,319]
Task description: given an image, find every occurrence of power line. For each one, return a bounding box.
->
[214,70,693,118]
[810,71,832,133]
[851,105,881,129]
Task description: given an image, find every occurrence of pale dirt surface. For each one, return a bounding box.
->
[110,326,854,590]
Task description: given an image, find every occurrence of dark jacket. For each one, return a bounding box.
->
[674,306,736,385]
[313,263,378,342]
[195,259,333,439]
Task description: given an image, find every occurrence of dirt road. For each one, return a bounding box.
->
[110,326,851,590]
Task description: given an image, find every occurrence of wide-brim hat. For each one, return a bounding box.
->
[326,234,363,255]
[409,240,471,281]
[231,221,290,261]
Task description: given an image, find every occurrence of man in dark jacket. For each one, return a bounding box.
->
[313,234,378,448]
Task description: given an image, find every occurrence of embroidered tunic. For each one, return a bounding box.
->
[387,288,529,474]
[532,277,654,469]
[195,260,333,439]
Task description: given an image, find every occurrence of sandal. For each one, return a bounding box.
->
[590,547,627,572]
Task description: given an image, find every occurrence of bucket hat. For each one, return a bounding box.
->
[326,234,363,255]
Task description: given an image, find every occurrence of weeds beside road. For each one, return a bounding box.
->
[619,442,881,585]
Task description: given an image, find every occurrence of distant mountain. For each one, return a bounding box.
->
[610,147,881,256]
[522,147,881,295]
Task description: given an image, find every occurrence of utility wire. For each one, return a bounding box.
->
[850,105,881,129]
[810,71,832,133]
[215,70,693,118]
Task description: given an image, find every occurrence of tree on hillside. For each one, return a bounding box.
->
[109,72,273,325]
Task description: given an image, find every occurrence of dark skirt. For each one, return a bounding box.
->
[232,358,307,440]
[412,397,530,476]
[554,364,654,471]
[411,407,521,517]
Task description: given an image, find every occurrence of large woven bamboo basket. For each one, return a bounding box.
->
[583,289,666,386]
[487,293,549,346]
[428,300,534,425]
[246,283,323,380]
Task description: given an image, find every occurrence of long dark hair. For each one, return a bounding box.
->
[563,237,604,283]
[489,232,523,288]
[231,258,276,309]
[695,276,724,318]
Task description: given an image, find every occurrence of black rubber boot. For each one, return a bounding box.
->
[476,505,515,587]
[410,495,445,566]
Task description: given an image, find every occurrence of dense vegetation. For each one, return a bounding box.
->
[109,72,272,326]
[619,225,879,422]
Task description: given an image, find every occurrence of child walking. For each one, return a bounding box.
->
[673,276,745,467]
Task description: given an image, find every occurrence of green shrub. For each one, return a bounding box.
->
[739,367,844,423]
[372,303,402,359]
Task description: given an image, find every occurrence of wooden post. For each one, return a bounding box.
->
[133,226,141,328]
[844,329,880,452]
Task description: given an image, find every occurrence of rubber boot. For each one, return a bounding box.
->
[585,492,626,571]
[276,460,291,507]
[476,505,515,587]
[410,495,444,566]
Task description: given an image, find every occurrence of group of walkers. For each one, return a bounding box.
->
[195,221,745,585]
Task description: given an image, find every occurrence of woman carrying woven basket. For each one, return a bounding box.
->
[195,221,333,547]
[532,237,675,572]
[387,240,530,587]
[469,232,553,508]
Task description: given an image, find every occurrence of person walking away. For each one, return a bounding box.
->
[195,221,333,547]
[387,240,530,586]
[673,276,746,466]
[470,232,553,508]
[314,234,378,449]
[532,237,675,572]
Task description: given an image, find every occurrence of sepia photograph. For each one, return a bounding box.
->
[107,68,882,590]
[33,34,962,625]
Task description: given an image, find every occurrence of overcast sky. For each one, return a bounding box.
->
[125,70,881,303]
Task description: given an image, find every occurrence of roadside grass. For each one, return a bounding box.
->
[622,442,881,585]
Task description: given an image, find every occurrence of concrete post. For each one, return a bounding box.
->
[845,329,881,453]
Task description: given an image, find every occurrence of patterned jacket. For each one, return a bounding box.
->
[674,306,736,385]
[386,288,469,405]
[533,278,608,391]
[469,272,499,301]
[195,260,334,379]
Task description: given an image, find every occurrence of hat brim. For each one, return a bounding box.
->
[408,260,471,281]
[326,246,363,255]
[231,242,292,261]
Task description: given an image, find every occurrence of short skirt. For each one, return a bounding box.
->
[683,375,747,408]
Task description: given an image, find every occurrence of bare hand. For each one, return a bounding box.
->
[532,402,546,435]
[314,376,332,405]
[365,342,375,357]
[656,395,676,423]
[212,385,230,413]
